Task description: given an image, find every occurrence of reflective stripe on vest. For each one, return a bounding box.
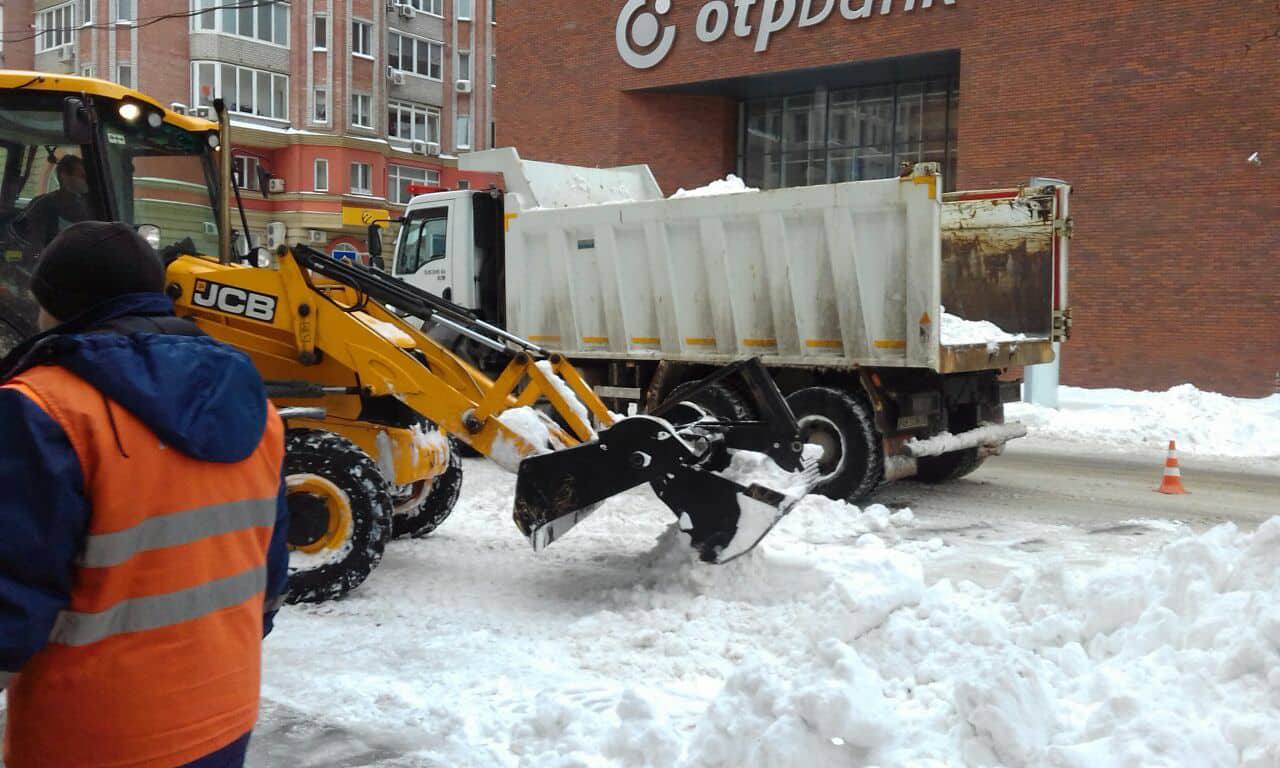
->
[49,566,267,647]
[79,497,278,568]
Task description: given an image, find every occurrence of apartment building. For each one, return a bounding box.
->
[0,0,498,258]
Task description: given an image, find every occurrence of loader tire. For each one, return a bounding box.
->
[392,446,464,538]
[284,430,393,604]
[785,387,883,504]
[915,449,986,483]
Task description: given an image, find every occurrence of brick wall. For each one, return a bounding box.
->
[498,0,1280,396]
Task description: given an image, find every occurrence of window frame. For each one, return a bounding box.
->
[350,92,374,130]
[36,2,76,53]
[456,0,472,21]
[455,114,472,151]
[388,30,444,81]
[349,162,373,195]
[234,155,261,192]
[313,88,329,124]
[114,0,134,22]
[387,101,441,144]
[351,19,373,58]
[314,158,330,192]
[191,60,291,122]
[313,14,328,51]
[457,51,472,82]
[189,0,289,47]
[388,164,441,205]
[405,0,444,17]
[116,64,134,88]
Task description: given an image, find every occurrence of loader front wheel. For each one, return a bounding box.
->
[392,446,464,538]
[285,430,394,604]
[785,387,883,504]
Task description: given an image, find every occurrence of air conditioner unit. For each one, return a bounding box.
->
[268,178,286,193]
[455,80,472,94]
[170,102,189,115]
[398,4,415,18]
[192,106,212,119]
[308,229,326,243]
[203,222,218,236]
[59,46,75,63]
[391,70,406,86]
[266,222,287,249]
[410,140,428,155]
[425,141,441,156]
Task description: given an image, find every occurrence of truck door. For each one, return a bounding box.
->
[394,202,453,299]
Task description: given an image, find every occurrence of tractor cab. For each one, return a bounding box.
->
[0,71,222,352]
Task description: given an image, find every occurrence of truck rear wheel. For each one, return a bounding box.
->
[285,429,393,604]
[392,446,464,538]
[785,387,883,504]
[915,449,986,483]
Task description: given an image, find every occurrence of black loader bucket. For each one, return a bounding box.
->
[513,359,819,564]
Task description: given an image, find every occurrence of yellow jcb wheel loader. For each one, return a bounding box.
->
[0,71,818,602]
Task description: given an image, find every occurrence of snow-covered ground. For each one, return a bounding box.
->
[1010,384,1280,460]
[255,448,1280,767]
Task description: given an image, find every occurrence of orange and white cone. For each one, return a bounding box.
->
[1156,440,1189,495]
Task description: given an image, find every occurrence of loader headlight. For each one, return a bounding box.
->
[137,224,162,250]
[118,102,141,122]
[147,112,163,129]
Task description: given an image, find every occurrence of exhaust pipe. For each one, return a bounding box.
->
[904,422,1029,459]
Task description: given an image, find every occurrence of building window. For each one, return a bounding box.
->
[314,159,329,192]
[388,32,443,80]
[313,88,328,123]
[406,0,443,15]
[114,0,134,21]
[457,179,470,190]
[116,64,133,88]
[234,155,260,192]
[313,15,328,50]
[190,0,288,46]
[350,93,373,129]
[389,165,441,205]
[488,0,494,22]
[351,20,372,57]
[387,101,440,143]
[456,0,472,20]
[457,51,472,82]
[455,115,471,150]
[350,162,372,195]
[192,61,289,121]
[36,3,75,53]
[739,77,959,191]
[80,64,95,78]
[78,0,92,23]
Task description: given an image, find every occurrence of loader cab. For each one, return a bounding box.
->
[393,187,505,326]
[0,72,222,353]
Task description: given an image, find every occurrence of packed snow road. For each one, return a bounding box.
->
[238,445,1279,768]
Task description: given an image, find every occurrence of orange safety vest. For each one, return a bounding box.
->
[3,365,284,768]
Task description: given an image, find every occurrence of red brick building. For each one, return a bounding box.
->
[497,0,1280,396]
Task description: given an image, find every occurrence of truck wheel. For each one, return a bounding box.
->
[915,449,986,483]
[284,430,393,604]
[392,446,464,538]
[785,387,883,504]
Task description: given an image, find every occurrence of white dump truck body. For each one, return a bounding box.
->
[445,148,1070,375]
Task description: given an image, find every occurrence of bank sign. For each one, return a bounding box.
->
[616,0,956,69]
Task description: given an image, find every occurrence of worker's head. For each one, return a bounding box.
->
[55,154,88,195]
[31,221,166,330]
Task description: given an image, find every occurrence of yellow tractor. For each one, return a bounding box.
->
[0,72,816,602]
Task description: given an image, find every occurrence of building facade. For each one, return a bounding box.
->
[1,0,498,257]
[497,1,1280,397]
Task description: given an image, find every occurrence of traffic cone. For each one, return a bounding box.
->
[1156,440,1189,495]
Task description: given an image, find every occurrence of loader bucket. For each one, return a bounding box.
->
[513,359,817,563]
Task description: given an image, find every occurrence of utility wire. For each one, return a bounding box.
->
[2,1,282,44]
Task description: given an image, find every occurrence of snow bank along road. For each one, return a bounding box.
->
[237,446,1280,768]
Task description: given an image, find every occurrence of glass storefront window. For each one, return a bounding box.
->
[740,77,959,190]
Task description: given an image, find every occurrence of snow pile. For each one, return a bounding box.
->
[670,174,758,199]
[492,406,559,471]
[941,306,1032,349]
[1010,384,1280,458]
[682,517,1280,767]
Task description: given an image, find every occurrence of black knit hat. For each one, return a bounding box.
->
[31,221,166,322]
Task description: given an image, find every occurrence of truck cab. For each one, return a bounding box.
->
[391,188,505,328]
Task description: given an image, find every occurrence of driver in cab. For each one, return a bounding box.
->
[14,154,92,256]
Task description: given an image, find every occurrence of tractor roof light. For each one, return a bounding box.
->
[118,102,141,122]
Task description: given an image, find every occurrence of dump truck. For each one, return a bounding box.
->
[0,72,821,603]
[386,148,1072,502]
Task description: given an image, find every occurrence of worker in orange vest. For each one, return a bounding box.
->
[0,221,290,768]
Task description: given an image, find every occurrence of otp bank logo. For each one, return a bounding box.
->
[615,0,677,70]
